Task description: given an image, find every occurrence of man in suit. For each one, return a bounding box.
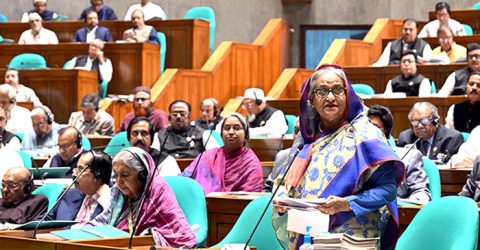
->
[46,151,112,227]
[459,155,480,204]
[368,105,431,202]
[73,10,113,43]
[79,0,117,21]
[397,101,464,163]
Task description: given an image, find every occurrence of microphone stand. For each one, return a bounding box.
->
[243,143,304,250]
[127,129,171,249]
[33,164,91,238]
[191,122,216,178]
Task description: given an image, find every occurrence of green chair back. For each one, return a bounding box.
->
[82,136,91,150]
[397,196,479,250]
[0,14,7,22]
[212,194,283,250]
[474,2,480,9]
[430,79,437,94]
[422,157,441,200]
[63,59,72,69]
[351,83,375,96]
[17,150,32,168]
[463,24,474,35]
[461,132,470,141]
[103,131,130,158]
[15,132,24,142]
[8,53,47,69]
[387,135,396,147]
[32,183,64,210]
[206,129,224,147]
[184,6,216,51]
[285,115,297,134]
[52,15,68,21]
[156,32,167,73]
[100,79,108,99]
[164,176,208,247]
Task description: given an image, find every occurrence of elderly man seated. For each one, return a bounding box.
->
[21,0,58,22]
[0,84,32,134]
[68,93,114,136]
[21,106,63,157]
[0,107,21,150]
[122,9,159,44]
[19,13,58,45]
[0,167,48,225]
[4,69,42,107]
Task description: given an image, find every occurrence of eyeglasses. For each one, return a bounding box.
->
[171,111,188,118]
[468,54,480,60]
[438,36,452,42]
[133,97,149,103]
[73,164,90,175]
[242,101,255,108]
[410,117,433,127]
[401,59,415,64]
[1,181,22,189]
[312,86,346,98]
[58,142,75,150]
[32,121,46,128]
[223,125,243,132]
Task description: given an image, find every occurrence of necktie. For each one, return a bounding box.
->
[420,140,429,156]
[76,196,95,224]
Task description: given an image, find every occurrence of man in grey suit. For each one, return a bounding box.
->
[459,155,480,204]
[368,105,431,202]
[397,101,464,163]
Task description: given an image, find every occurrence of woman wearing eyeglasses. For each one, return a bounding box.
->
[272,65,405,249]
[180,113,263,194]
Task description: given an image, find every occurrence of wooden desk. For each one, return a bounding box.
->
[0,43,159,95]
[267,96,467,138]
[17,102,34,110]
[398,205,421,234]
[206,194,267,246]
[0,19,210,70]
[0,69,97,123]
[87,136,113,149]
[177,158,194,171]
[440,168,469,196]
[248,138,294,162]
[429,9,480,34]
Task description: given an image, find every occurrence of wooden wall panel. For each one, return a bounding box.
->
[0,19,209,70]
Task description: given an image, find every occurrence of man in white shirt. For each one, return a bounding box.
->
[241,88,288,138]
[66,39,113,98]
[4,69,42,107]
[21,0,58,22]
[0,84,32,134]
[373,18,432,67]
[437,43,480,96]
[124,0,167,21]
[0,107,21,150]
[18,13,58,45]
[418,2,466,38]
[450,125,480,168]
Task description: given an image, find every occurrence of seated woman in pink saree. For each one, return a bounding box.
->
[180,113,263,194]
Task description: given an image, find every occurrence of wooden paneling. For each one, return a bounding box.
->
[0,43,159,95]
[0,19,210,69]
[100,99,133,132]
[440,168,469,196]
[0,69,97,123]
[265,97,466,138]
[429,9,480,34]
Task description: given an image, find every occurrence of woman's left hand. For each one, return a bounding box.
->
[317,196,351,215]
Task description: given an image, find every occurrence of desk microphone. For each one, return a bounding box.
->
[90,143,127,150]
[400,137,422,161]
[31,156,48,185]
[20,144,59,151]
[191,122,216,178]
[243,143,304,250]
[33,164,91,238]
[127,128,171,249]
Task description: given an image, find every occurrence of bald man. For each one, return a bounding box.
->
[0,167,48,224]
[19,12,58,45]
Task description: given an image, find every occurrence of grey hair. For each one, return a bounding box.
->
[408,102,440,120]
[308,66,348,96]
[0,84,17,101]
[28,12,42,21]
[90,39,105,50]
[112,150,144,173]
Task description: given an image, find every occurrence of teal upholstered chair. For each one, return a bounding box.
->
[461,132,470,141]
[184,6,216,51]
[8,53,47,69]
[156,32,167,73]
[52,15,68,21]
[103,131,130,158]
[422,157,441,200]
[463,24,474,35]
[15,132,24,142]
[474,2,480,9]
[32,183,64,210]
[64,59,108,98]
[430,79,437,94]
[17,150,33,168]
[397,196,479,250]
[212,194,283,250]
[351,83,375,96]
[81,136,91,150]
[0,14,7,22]
[285,115,297,134]
[164,176,208,247]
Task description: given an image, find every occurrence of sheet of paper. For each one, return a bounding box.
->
[287,209,329,236]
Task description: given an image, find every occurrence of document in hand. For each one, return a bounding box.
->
[274,197,326,211]
[51,225,130,240]
[11,220,77,230]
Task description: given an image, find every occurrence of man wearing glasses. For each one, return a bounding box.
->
[118,87,168,133]
[438,43,480,96]
[21,105,64,157]
[153,99,205,159]
[397,102,464,163]
[240,88,288,138]
[0,167,48,225]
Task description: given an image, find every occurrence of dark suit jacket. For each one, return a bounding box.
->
[459,155,480,201]
[397,125,464,162]
[47,189,104,222]
[73,26,113,42]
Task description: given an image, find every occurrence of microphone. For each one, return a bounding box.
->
[243,143,304,250]
[127,128,171,249]
[20,144,59,151]
[190,122,216,178]
[33,164,91,238]
[90,143,127,150]
[31,156,47,185]
[400,137,422,161]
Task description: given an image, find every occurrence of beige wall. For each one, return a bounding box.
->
[1,0,478,66]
